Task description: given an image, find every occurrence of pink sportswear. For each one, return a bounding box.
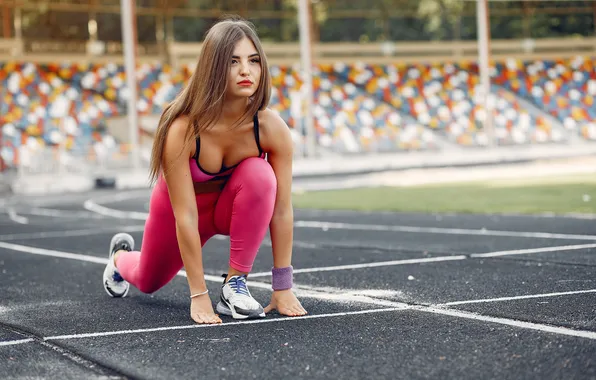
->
[116,115,276,293]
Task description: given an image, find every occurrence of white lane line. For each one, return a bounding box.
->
[4,300,596,346]
[2,242,596,342]
[249,255,468,277]
[43,307,405,341]
[0,242,108,264]
[26,208,107,219]
[441,289,596,306]
[83,191,149,220]
[5,238,590,312]
[250,242,596,277]
[7,208,28,225]
[83,199,149,220]
[0,241,273,293]
[84,193,596,241]
[295,221,596,241]
[0,307,404,347]
[0,225,145,241]
[421,306,596,340]
[185,270,403,307]
[471,243,596,258]
[0,338,35,347]
[5,294,596,346]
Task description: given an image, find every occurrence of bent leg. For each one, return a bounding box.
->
[116,181,218,294]
[214,157,277,273]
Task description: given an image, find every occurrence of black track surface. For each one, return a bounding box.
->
[1,189,594,379]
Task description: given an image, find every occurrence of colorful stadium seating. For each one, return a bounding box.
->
[1,57,594,168]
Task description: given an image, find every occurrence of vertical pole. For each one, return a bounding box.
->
[88,0,99,57]
[2,6,11,38]
[88,0,98,42]
[298,0,316,158]
[156,13,166,61]
[13,6,22,55]
[593,2,596,43]
[120,0,140,168]
[476,0,494,147]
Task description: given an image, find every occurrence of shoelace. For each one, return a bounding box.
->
[228,276,250,296]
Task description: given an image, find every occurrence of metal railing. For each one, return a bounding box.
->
[1,37,595,66]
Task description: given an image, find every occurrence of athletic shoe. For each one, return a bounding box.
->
[102,233,134,298]
[216,274,265,319]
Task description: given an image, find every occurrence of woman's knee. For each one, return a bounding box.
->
[234,158,277,197]
[136,280,163,294]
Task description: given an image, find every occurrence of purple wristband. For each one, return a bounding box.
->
[271,266,293,290]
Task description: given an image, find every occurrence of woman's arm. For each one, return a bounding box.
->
[261,110,307,316]
[162,119,208,296]
[265,113,295,268]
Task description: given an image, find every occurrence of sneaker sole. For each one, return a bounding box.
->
[216,301,265,320]
[103,279,129,298]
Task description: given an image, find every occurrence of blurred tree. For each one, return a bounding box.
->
[4,0,594,43]
[417,0,464,41]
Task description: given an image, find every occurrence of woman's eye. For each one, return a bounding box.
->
[251,59,260,64]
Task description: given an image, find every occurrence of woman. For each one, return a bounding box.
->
[102,16,307,324]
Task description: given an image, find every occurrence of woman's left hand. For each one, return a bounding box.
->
[264,289,307,316]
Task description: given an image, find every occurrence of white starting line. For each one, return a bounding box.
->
[0,241,595,348]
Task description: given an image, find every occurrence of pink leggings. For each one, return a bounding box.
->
[116,157,277,294]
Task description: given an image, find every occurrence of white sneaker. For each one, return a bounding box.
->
[216,275,265,320]
[102,233,134,298]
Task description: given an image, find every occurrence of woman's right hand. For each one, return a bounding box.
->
[190,294,222,324]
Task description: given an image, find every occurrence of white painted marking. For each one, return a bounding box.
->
[261,237,319,249]
[191,270,403,307]
[84,191,149,220]
[422,306,596,340]
[0,338,34,347]
[83,199,149,220]
[85,193,596,242]
[250,242,595,277]
[471,243,596,258]
[8,208,28,224]
[0,241,269,292]
[4,298,596,346]
[0,225,145,241]
[295,220,596,241]
[0,242,108,264]
[178,270,277,292]
[43,307,404,341]
[441,289,596,306]
[249,255,468,277]
[3,242,596,342]
[26,208,106,219]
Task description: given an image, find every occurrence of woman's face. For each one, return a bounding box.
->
[227,36,262,99]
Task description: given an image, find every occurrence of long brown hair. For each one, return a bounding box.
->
[148,16,271,185]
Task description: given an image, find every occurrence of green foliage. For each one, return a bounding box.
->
[10,0,596,43]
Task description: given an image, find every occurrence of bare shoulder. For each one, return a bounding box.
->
[163,115,195,159]
[258,108,292,153]
[168,115,192,140]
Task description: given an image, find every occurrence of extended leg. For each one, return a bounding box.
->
[114,183,218,294]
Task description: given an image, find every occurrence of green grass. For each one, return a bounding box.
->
[292,175,596,215]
